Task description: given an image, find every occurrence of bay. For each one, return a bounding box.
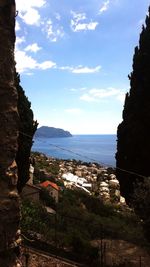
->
[32,135,117,167]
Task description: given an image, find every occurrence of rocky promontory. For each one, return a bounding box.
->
[34,126,72,138]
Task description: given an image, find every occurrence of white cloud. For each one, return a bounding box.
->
[16,0,46,26]
[65,108,82,114]
[38,61,56,70]
[71,11,98,32]
[71,11,86,22]
[15,21,20,31]
[70,87,86,92]
[15,36,25,47]
[60,65,101,74]
[116,93,125,103]
[44,19,64,42]
[59,66,72,71]
[72,22,98,32]
[80,87,125,102]
[80,94,94,102]
[16,0,46,12]
[72,65,101,74]
[15,51,37,72]
[19,8,41,25]
[70,88,78,92]
[15,50,56,73]
[25,72,34,76]
[99,0,110,14]
[25,43,42,53]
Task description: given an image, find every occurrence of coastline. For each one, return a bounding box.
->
[32,134,116,167]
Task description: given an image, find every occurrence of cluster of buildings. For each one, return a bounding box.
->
[21,154,126,207]
[58,160,126,205]
[62,173,92,194]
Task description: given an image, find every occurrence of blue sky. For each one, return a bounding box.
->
[15,0,150,134]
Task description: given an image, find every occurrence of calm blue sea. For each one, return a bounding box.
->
[32,135,117,167]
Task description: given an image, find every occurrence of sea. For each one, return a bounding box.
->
[32,135,117,167]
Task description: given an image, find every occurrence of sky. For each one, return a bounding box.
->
[15,0,150,134]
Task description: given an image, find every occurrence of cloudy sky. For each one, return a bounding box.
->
[15,0,149,134]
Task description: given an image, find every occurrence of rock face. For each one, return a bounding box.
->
[0,1,20,266]
[116,7,150,203]
[35,126,72,138]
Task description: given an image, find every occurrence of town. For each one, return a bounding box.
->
[22,152,126,208]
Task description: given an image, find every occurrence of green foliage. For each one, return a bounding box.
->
[31,153,62,186]
[21,200,53,240]
[69,230,99,264]
[133,179,150,220]
[56,189,145,244]
[15,73,38,192]
[21,187,147,265]
[21,151,148,262]
[116,7,150,204]
[133,178,150,241]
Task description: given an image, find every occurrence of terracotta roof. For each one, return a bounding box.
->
[40,180,59,191]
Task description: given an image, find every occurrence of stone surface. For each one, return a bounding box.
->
[22,248,78,267]
[0,1,20,266]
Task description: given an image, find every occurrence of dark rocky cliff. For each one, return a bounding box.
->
[116,7,150,203]
[0,1,21,266]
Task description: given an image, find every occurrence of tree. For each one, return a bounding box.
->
[15,73,38,192]
[116,7,150,204]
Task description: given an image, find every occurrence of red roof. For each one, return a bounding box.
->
[40,181,59,191]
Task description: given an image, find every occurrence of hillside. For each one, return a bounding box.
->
[21,152,150,266]
[35,126,72,138]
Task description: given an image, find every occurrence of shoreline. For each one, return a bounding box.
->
[32,135,116,167]
[32,149,116,168]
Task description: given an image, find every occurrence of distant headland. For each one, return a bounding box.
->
[34,126,72,138]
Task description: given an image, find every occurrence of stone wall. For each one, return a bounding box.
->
[22,248,79,267]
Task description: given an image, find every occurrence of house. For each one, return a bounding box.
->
[21,184,41,202]
[40,181,59,203]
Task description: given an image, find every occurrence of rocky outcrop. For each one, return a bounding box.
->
[35,126,72,138]
[0,1,21,266]
[116,7,150,203]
